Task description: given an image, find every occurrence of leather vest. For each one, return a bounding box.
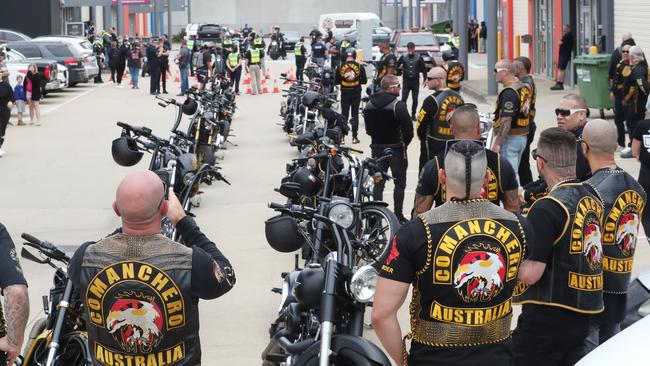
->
[427,89,464,141]
[364,97,403,146]
[403,53,421,79]
[408,200,526,347]
[494,82,531,136]
[613,61,631,97]
[432,149,506,207]
[520,75,537,121]
[79,234,200,366]
[339,61,362,89]
[445,61,465,91]
[586,168,647,293]
[514,182,605,314]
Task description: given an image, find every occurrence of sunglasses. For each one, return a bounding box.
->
[493,68,508,73]
[389,83,401,88]
[622,50,629,54]
[427,76,445,81]
[444,139,486,158]
[531,149,548,163]
[555,108,586,117]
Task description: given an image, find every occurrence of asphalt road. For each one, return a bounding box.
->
[1,55,650,364]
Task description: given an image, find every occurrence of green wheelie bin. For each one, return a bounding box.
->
[574,54,614,119]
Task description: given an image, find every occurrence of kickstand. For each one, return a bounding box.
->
[227,140,239,147]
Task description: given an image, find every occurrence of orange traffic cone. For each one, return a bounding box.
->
[262,79,269,94]
[246,84,252,94]
[174,70,180,83]
[273,79,280,93]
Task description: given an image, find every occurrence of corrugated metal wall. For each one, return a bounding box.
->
[614,0,650,52]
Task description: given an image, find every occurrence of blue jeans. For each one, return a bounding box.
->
[129,66,140,88]
[500,135,527,174]
[180,66,189,94]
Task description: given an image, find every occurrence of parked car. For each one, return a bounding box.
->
[434,33,453,54]
[391,31,441,68]
[35,35,99,78]
[195,24,224,45]
[185,24,200,41]
[1,46,61,94]
[6,41,88,86]
[319,12,391,41]
[0,29,31,44]
[282,31,300,51]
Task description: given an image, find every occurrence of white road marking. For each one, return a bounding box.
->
[41,84,108,116]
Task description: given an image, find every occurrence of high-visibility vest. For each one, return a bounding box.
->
[294,42,303,56]
[254,38,263,47]
[224,39,233,46]
[341,40,350,49]
[228,52,239,67]
[250,49,261,63]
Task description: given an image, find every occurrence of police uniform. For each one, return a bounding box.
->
[227,51,242,94]
[294,41,307,81]
[416,148,518,208]
[0,223,28,341]
[444,61,465,92]
[612,60,632,147]
[415,89,464,171]
[335,60,367,139]
[245,44,264,95]
[311,41,327,68]
[584,167,646,348]
[69,217,234,366]
[518,74,537,186]
[622,62,649,144]
[93,40,104,83]
[513,181,604,366]
[398,53,427,117]
[494,81,532,170]
[380,199,531,365]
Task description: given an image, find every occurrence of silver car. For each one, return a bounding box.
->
[35,35,99,78]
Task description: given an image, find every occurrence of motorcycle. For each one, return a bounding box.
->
[262,202,392,366]
[269,39,281,60]
[19,233,92,366]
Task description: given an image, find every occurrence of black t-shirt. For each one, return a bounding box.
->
[0,223,28,290]
[497,88,520,121]
[146,46,161,68]
[525,194,571,262]
[377,53,397,80]
[634,119,650,167]
[559,32,573,58]
[415,93,439,140]
[0,81,15,113]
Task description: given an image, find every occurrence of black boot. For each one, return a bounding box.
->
[550,82,564,90]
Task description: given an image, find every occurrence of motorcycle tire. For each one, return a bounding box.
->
[21,317,48,364]
[301,349,378,366]
[271,53,280,60]
[58,333,92,366]
[197,144,217,166]
[356,205,400,269]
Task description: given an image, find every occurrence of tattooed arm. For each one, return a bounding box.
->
[1,284,29,365]
[412,193,434,219]
[502,188,522,213]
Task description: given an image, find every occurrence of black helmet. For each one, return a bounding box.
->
[302,91,320,108]
[182,98,198,115]
[265,215,306,253]
[345,47,357,60]
[291,167,322,196]
[111,135,143,166]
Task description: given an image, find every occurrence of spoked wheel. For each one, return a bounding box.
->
[354,205,400,269]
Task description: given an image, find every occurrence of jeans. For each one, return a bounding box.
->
[180,66,189,94]
[500,135,527,173]
[149,66,161,94]
[340,91,361,138]
[296,58,306,81]
[584,323,621,353]
[401,77,420,117]
[371,146,408,217]
[128,66,140,88]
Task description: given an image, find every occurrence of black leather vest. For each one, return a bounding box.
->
[432,149,505,207]
[514,182,604,313]
[494,82,531,136]
[409,200,526,347]
[445,61,465,91]
[79,234,200,366]
[402,53,421,79]
[586,168,647,293]
[427,89,464,141]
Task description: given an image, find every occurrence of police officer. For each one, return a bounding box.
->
[621,46,649,159]
[335,48,367,144]
[93,39,105,83]
[311,36,327,68]
[339,34,354,62]
[513,127,604,366]
[415,67,464,171]
[0,223,29,366]
[413,105,520,217]
[69,170,235,366]
[146,38,162,95]
[440,51,465,92]
[373,140,531,366]
[159,34,171,94]
[397,42,427,120]
[373,41,397,92]
[611,43,634,152]
[294,36,307,82]
[245,39,264,95]
[363,74,413,224]
[493,60,532,172]
[514,56,537,186]
[226,45,242,95]
[582,119,646,350]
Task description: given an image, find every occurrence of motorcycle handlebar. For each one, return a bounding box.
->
[21,233,70,263]
[158,102,168,108]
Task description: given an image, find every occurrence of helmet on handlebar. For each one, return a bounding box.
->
[111,135,144,166]
[442,50,457,61]
[265,215,306,253]
[290,167,323,196]
[182,97,198,115]
[302,91,320,108]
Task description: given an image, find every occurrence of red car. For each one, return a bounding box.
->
[391,31,441,69]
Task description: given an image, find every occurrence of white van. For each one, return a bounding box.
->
[318,13,391,40]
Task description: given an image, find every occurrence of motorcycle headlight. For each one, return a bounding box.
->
[183,172,195,186]
[328,202,355,229]
[348,265,378,303]
[363,174,375,190]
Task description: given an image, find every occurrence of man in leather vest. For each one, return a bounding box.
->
[335,48,367,144]
[69,171,235,366]
[363,74,413,224]
[514,57,537,186]
[621,46,649,159]
[373,140,532,366]
[440,51,464,92]
[413,105,520,218]
[513,127,604,366]
[397,42,427,120]
[373,41,398,93]
[415,67,464,171]
[492,60,531,172]
[582,119,646,351]
[610,42,634,152]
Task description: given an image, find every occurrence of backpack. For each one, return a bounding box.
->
[193,51,204,69]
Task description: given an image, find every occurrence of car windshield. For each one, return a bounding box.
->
[284,31,299,38]
[399,33,436,47]
[200,26,220,32]
[79,40,93,50]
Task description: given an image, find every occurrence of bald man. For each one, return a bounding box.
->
[493,60,532,173]
[69,170,235,365]
[412,104,520,218]
[583,119,646,351]
[415,66,464,171]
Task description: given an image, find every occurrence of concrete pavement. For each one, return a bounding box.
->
[0,53,649,364]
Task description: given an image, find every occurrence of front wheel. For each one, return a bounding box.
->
[197,144,217,166]
[354,205,400,269]
[301,349,378,366]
